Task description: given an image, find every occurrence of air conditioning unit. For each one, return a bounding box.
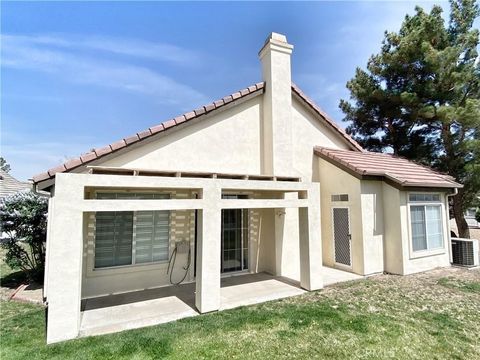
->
[451,238,479,267]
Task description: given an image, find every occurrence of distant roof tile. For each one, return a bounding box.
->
[0,169,31,198]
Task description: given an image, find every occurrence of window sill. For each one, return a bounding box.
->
[87,260,169,277]
[409,248,445,260]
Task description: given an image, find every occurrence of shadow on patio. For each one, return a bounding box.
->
[79,268,361,338]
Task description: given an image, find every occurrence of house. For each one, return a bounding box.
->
[33,33,462,344]
[450,200,480,240]
[0,169,31,199]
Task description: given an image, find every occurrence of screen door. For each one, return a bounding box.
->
[333,207,351,267]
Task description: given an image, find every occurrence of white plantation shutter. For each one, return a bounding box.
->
[94,192,170,268]
[95,211,133,268]
[135,210,170,263]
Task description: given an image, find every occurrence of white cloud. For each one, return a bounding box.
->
[1,132,102,181]
[1,34,202,65]
[297,1,452,126]
[1,34,208,106]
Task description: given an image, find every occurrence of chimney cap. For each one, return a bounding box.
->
[265,32,288,44]
[259,32,293,58]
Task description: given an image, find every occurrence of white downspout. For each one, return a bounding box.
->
[446,188,459,264]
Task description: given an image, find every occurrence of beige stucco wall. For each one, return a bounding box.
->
[382,183,404,274]
[317,158,365,275]
[98,96,263,174]
[360,181,384,275]
[291,97,350,181]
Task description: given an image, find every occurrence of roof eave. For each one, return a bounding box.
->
[314,147,463,191]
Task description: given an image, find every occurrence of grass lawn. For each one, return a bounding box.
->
[1,266,479,360]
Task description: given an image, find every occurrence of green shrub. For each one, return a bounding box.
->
[0,192,48,283]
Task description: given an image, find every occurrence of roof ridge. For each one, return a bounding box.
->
[32,82,265,183]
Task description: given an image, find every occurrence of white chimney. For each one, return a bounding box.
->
[259,32,294,176]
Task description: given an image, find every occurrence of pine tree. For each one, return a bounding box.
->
[340,0,480,238]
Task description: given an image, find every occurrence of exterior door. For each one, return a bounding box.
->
[333,207,351,267]
[221,195,248,273]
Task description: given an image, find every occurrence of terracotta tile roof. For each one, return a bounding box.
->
[291,83,363,151]
[32,82,265,183]
[314,146,462,189]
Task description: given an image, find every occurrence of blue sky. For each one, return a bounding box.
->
[1,1,451,180]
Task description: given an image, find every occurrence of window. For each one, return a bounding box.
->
[409,193,444,252]
[95,212,133,268]
[331,194,349,202]
[409,193,440,202]
[94,192,170,269]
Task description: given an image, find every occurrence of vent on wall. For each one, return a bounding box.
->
[331,194,349,202]
[451,238,479,267]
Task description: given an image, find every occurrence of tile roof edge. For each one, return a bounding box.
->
[32,82,265,184]
[313,146,463,188]
[292,83,364,152]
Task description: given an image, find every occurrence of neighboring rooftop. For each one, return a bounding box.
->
[0,169,31,198]
[32,82,363,184]
[314,146,462,189]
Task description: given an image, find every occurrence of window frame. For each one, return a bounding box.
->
[407,192,446,259]
[92,190,172,271]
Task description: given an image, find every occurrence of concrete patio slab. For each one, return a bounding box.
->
[220,278,306,310]
[322,266,363,286]
[79,269,362,338]
[80,296,198,337]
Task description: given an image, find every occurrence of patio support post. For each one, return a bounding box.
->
[45,175,84,343]
[298,184,323,291]
[195,184,222,313]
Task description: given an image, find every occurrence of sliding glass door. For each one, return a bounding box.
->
[221,195,248,273]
